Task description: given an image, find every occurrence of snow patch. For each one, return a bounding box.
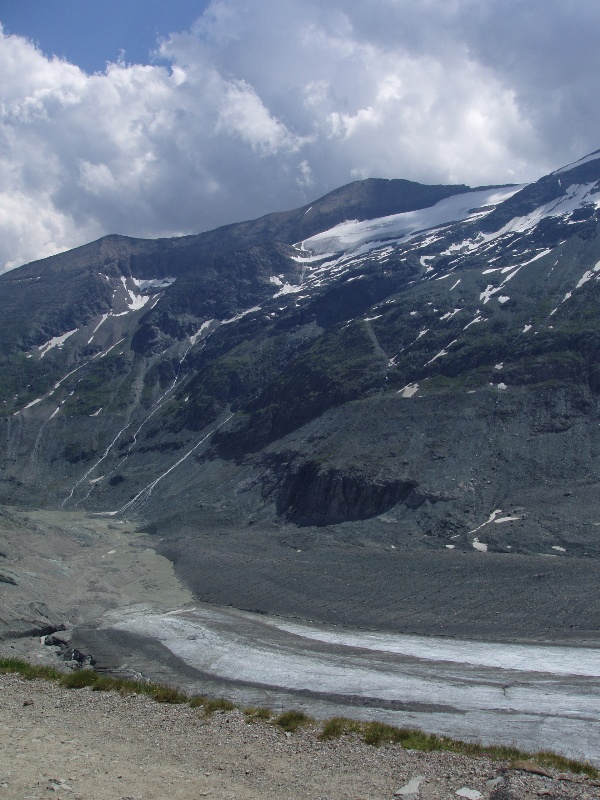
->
[98,338,125,358]
[132,277,176,291]
[39,329,77,358]
[463,316,485,330]
[482,266,505,275]
[190,319,214,345]
[273,282,302,297]
[440,308,461,321]
[117,276,151,312]
[472,539,488,553]
[425,340,457,366]
[575,260,600,289]
[470,509,503,534]
[221,306,261,325]
[399,383,419,398]
[88,313,110,343]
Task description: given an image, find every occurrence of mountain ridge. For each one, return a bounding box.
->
[3,152,600,640]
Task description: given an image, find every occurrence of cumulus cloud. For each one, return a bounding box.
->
[2,0,600,270]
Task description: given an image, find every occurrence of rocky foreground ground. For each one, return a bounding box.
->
[1,673,599,800]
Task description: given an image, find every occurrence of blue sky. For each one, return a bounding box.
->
[2,0,600,271]
[0,0,210,73]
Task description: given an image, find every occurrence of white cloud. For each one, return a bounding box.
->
[1,1,600,271]
[216,79,304,154]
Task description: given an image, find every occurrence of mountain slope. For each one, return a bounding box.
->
[3,155,600,638]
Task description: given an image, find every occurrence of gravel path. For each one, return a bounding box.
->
[1,675,600,800]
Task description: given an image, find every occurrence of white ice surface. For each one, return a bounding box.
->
[299,186,522,257]
[101,603,600,763]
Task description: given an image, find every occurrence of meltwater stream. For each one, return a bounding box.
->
[97,603,600,765]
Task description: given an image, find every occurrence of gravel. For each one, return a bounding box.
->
[1,674,599,800]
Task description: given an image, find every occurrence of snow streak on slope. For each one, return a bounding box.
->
[480,182,600,243]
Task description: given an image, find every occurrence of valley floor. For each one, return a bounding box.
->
[3,505,600,776]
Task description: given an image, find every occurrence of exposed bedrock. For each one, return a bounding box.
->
[269,460,418,525]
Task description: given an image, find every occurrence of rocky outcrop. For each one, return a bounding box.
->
[271,460,418,525]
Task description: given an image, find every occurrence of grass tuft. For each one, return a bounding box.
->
[529,751,598,778]
[150,684,189,704]
[59,669,99,689]
[318,716,362,740]
[189,694,208,709]
[361,721,406,747]
[275,709,313,733]
[243,706,273,723]
[203,697,236,715]
[190,696,236,716]
[0,657,62,681]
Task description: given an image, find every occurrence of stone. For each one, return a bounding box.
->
[394,775,425,797]
[455,789,482,800]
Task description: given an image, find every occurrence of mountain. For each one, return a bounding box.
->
[3,153,600,640]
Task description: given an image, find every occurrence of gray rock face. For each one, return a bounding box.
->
[2,154,600,637]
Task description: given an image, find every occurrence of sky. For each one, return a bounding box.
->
[1,0,600,271]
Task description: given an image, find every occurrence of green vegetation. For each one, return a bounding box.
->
[318,716,362,740]
[362,721,449,749]
[275,709,313,732]
[193,696,236,716]
[173,332,294,433]
[59,668,186,702]
[189,695,236,715]
[0,657,597,778]
[0,657,62,682]
[61,352,132,417]
[218,320,388,452]
[0,354,63,415]
[243,706,273,723]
